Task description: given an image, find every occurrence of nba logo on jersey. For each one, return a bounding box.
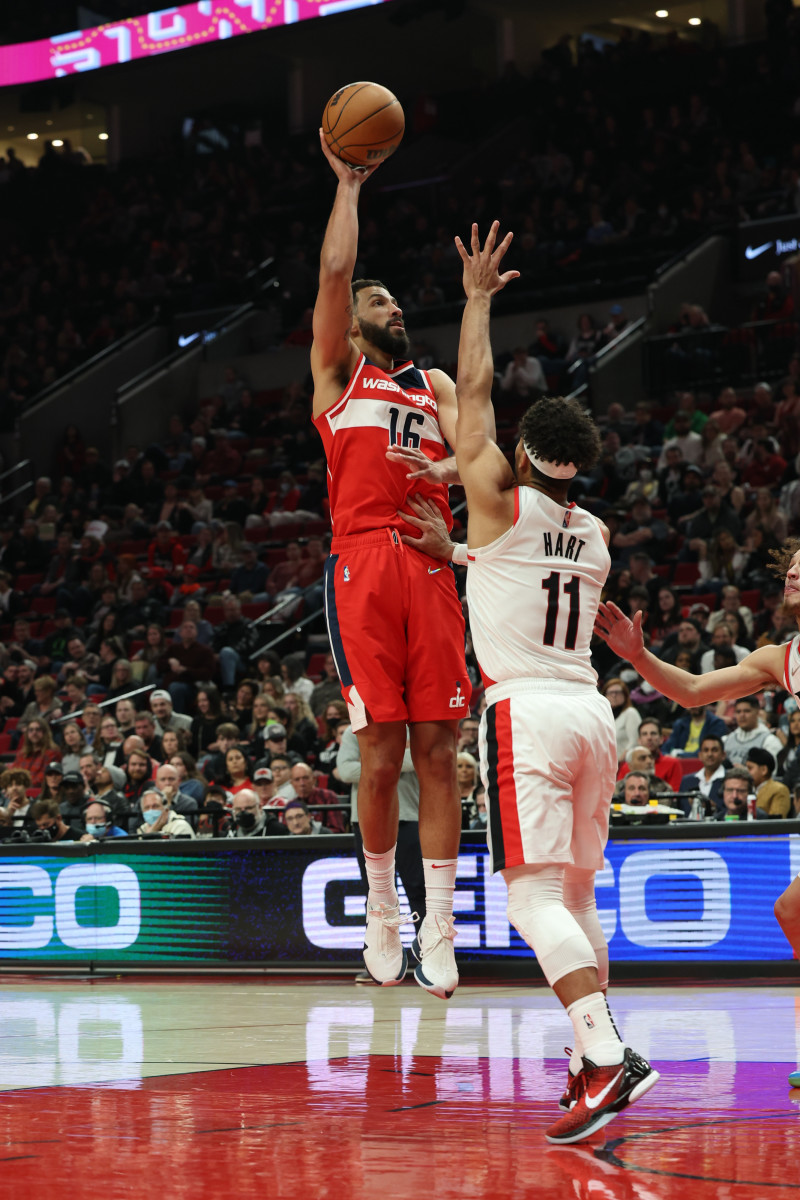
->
[563,509,572,529]
[343,565,351,582]
[448,681,466,709]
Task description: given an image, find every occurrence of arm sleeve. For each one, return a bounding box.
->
[451,543,469,565]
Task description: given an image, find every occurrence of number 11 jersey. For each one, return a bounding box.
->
[313,353,452,537]
[466,487,610,688]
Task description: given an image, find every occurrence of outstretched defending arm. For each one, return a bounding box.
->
[594,600,786,704]
[311,133,381,414]
[452,223,519,537]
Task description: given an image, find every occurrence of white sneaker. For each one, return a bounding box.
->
[412,913,458,999]
[363,900,409,985]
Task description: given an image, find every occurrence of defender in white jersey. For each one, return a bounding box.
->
[436,222,659,1145]
[596,537,800,1089]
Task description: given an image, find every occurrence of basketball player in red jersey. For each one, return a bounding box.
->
[596,541,800,1089]
[426,221,659,1143]
[310,131,470,998]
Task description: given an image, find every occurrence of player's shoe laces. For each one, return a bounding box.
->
[559,1048,584,1111]
[545,1047,659,1144]
[362,900,414,985]
[789,1067,800,1088]
[412,913,458,999]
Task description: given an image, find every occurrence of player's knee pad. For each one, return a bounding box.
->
[503,864,597,989]
[564,865,609,990]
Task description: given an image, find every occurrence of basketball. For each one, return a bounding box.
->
[322,81,404,168]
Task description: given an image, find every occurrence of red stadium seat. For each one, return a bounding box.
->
[679,757,701,777]
[0,734,12,753]
[31,596,56,615]
[672,562,700,587]
[16,574,44,591]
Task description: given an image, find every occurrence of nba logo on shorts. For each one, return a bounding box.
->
[449,681,466,709]
[343,565,351,582]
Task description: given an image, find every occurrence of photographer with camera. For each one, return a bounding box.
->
[30,797,84,842]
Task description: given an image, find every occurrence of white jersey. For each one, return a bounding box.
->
[783,633,800,699]
[465,487,610,688]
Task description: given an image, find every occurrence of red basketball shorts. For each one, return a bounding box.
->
[324,528,471,730]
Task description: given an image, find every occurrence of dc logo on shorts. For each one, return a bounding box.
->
[448,681,466,709]
[343,565,351,582]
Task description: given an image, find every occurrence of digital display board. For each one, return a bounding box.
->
[736,214,800,282]
[0,1,394,90]
[0,832,795,967]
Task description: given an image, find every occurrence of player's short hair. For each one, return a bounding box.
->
[768,538,800,580]
[351,279,389,308]
[519,397,601,473]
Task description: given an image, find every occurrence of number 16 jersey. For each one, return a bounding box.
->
[466,487,610,688]
[313,353,452,537]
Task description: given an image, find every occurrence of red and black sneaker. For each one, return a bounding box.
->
[559,1047,584,1111]
[545,1047,659,1144]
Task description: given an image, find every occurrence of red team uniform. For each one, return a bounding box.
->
[313,353,471,730]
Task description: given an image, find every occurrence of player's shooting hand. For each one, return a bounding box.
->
[454,221,520,300]
[386,445,443,481]
[594,602,645,661]
[397,495,453,559]
[319,129,382,186]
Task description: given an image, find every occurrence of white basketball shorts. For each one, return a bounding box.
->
[478,679,617,874]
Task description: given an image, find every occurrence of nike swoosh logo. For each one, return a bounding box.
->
[178,333,200,347]
[430,863,451,869]
[584,1067,624,1109]
[428,566,444,575]
[745,242,773,260]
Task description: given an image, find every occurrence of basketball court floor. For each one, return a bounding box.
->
[0,974,797,1199]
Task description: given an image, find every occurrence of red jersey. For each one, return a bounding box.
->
[312,354,452,537]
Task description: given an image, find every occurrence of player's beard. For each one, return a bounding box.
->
[357,316,410,361]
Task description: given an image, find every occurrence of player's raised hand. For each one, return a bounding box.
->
[319,129,382,186]
[397,494,453,559]
[594,602,645,660]
[455,221,520,300]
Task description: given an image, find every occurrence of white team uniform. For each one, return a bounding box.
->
[783,633,800,700]
[467,487,617,873]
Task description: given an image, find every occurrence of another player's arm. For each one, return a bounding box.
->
[594,601,785,704]
[311,132,380,416]
[453,223,519,539]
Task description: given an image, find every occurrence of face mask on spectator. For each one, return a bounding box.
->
[236,810,264,832]
[86,823,107,837]
[143,810,161,826]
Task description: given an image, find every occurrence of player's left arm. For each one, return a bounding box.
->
[453,223,519,514]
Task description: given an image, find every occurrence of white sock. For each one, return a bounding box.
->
[569,1040,584,1077]
[364,844,398,908]
[567,991,624,1067]
[423,857,457,918]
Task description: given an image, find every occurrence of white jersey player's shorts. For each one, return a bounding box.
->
[478,679,617,874]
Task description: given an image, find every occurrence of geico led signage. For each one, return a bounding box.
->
[0,1,395,89]
[0,838,792,964]
[0,862,140,950]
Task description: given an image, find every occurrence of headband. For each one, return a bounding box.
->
[525,444,578,479]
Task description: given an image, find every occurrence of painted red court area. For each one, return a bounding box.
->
[1,979,799,1198]
[1,1051,799,1199]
